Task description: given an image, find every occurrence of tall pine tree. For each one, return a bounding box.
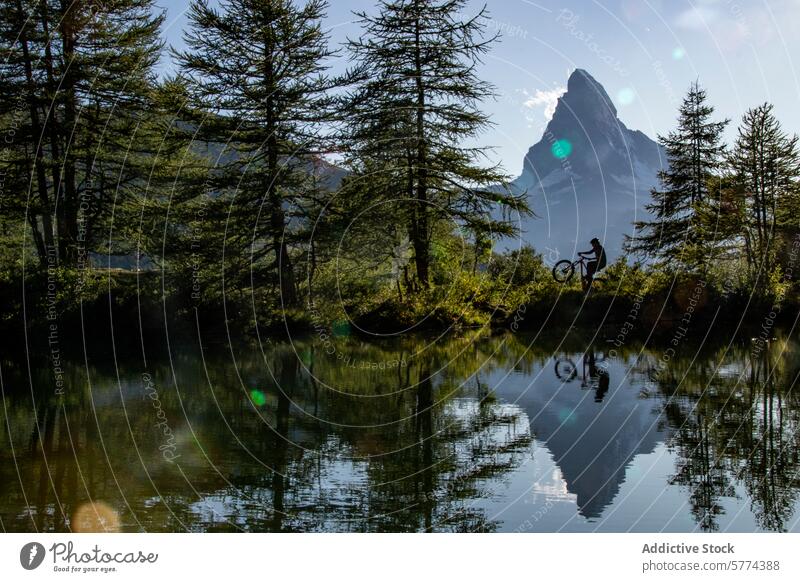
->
[344,0,529,288]
[0,0,166,267]
[627,82,728,270]
[174,0,338,307]
[728,103,800,290]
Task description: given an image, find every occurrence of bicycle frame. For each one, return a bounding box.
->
[575,257,587,279]
[575,256,595,290]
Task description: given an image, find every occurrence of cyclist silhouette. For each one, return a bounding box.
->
[578,238,606,290]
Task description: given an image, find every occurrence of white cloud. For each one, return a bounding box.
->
[523,87,566,121]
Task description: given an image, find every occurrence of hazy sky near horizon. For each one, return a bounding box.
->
[156,0,800,177]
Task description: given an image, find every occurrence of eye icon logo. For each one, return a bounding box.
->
[20,542,46,570]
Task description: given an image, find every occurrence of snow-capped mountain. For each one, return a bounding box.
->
[504,69,665,262]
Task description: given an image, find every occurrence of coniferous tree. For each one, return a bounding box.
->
[627,82,728,270]
[728,103,800,290]
[0,0,166,267]
[174,0,338,307]
[344,0,529,289]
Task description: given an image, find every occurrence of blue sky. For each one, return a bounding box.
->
[156,0,800,177]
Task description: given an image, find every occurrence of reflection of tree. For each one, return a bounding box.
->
[326,351,533,532]
[0,331,535,532]
[665,407,733,531]
[739,348,800,531]
[4,332,800,532]
[645,337,800,531]
[268,356,295,532]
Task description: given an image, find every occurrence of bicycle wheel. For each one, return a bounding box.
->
[552,259,575,283]
[554,358,577,382]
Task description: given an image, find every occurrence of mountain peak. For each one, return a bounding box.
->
[507,68,665,258]
[561,68,617,121]
[517,69,627,183]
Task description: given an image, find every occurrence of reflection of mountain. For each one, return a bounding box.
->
[503,69,664,259]
[5,334,799,532]
[493,354,666,518]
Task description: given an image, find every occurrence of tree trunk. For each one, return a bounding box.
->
[264,26,297,307]
[17,0,55,263]
[58,0,79,265]
[412,7,430,288]
[416,365,434,531]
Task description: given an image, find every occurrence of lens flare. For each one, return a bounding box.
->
[617,87,636,106]
[250,389,267,407]
[551,139,572,160]
[672,46,686,60]
[72,501,121,533]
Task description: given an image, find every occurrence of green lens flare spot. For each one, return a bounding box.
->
[250,389,266,407]
[672,46,686,60]
[551,139,572,160]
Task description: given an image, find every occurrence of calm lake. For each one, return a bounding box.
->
[2,329,799,532]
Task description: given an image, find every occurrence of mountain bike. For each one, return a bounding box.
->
[554,351,610,402]
[552,256,590,284]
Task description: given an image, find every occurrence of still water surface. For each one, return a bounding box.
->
[2,330,799,532]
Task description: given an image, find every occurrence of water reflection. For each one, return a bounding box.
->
[553,344,610,402]
[1,332,799,532]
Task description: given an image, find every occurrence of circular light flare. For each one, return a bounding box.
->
[551,139,572,160]
[617,87,636,106]
[72,501,121,533]
[250,389,267,407]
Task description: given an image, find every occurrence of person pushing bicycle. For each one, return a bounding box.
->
[578,238,606,290]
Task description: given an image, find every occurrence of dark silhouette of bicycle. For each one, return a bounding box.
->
[552,256,590,284]
[554,357,579,381]
[554,350,610,402]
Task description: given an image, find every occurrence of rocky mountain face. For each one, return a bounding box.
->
[504,69,665,262]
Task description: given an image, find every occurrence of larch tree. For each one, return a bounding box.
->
[174,0,339,308]
[0,0,166,267]
[344,0,529,289]
[728,103,800,290]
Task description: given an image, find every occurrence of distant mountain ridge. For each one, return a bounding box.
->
[504,69,665,261]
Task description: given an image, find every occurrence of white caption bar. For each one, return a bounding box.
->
[1,533,798,580]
